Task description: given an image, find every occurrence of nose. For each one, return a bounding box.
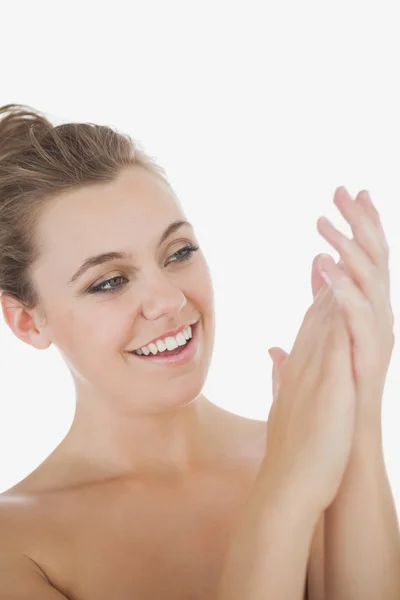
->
[139,271,187,321]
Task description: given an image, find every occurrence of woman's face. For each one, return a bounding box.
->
[30,166,215,413]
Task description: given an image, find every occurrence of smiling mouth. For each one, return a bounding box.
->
[132,335,193,357]
[128,321,198,360]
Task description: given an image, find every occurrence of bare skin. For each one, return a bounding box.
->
[0,400,319,599]
[0,167,322,598]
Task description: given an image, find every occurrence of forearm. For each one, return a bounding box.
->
[215,467,319,600]
[325,428,400,600]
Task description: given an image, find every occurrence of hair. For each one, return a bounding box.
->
[0,104,171,310]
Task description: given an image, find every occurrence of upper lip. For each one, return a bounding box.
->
[131,319,199,351]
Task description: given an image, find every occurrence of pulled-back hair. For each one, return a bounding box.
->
[0,104,169,309]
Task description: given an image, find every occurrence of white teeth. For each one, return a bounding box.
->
[176,332,187,346]
[165,336,179,351]
[156,339,167,352]
[133,324,194,356]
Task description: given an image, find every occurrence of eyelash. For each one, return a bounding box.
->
[87,244,200,295]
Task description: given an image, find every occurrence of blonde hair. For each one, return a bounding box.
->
[0,104,170,309]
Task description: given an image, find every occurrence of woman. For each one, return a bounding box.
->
[0,104,398,600]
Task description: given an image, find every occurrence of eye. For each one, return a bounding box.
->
[88,275,128,295]
[87,244,199,295]
[167,244,199,264]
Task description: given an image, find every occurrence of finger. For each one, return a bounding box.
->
[333,186,390,274]
[268,346,288,401]
[318,254,381,378]
[321,255,394,383]
[316,214,391,322]
[311,254,328,299]
[326,307,357,395]
[356,189,385,232]
[288,255,337,376]
[268,347,288,367]
[319,251,373,315]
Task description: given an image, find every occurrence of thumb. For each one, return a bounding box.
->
[268,346,288,401]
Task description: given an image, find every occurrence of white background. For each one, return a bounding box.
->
[0,1,399,516]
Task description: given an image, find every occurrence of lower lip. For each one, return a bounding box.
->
[128,321,200,366]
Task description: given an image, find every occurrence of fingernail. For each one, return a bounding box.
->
[318,253,332,272]
[338,185,350,198]
[361,189,371,200]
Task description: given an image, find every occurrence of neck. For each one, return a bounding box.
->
[62,391,222,478]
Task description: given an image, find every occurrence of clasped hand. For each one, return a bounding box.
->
[265,186,395,511]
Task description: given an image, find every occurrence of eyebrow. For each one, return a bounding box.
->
[68,219,193,285]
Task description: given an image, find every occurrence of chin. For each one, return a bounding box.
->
[153,377,206,411]
[128,375,206,415]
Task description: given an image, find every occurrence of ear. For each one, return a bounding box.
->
[268,346,288,401]
[0,293,52,350]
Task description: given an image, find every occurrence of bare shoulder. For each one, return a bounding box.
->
[215,405,267,455]
[0,487,39,541]
[0,491,68,598]
[207,404,267,485]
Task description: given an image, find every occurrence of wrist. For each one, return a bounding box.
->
[350,423,384,464]
[342,432,387,489]
[253,458,322,528]
[353,393,383,442]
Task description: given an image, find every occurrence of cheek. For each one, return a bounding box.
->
[81,304,136,351]
[185,259,215,350]
[46,301,133,357]
[193,259,215,314]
